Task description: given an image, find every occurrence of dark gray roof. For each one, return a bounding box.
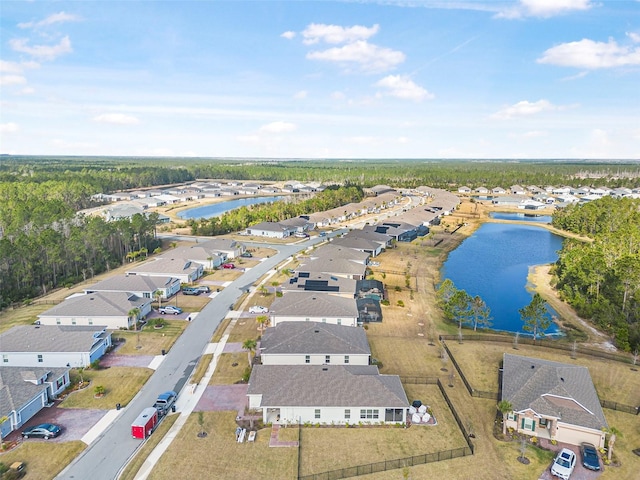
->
[127,257,200,275]
[297,257,366,278]
[248,365,408,407]
[85,275,178,293]
[331,236,381,252]
[310,244,370,264]
[0,366,68,416]
[282,273,357,294]
[0,325,110,353]
[260,322,370,356]
[39,292,149,319]
[501,353,608,431]
[270,292,359,318]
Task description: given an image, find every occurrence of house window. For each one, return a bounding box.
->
[56,318,61,325]
[337,319,341,325]
[345,409,351,420]
[88,318,93,325]
[521,417,535,432]
[56,377,65,389]
[305,355,310,364]
[360,409,379,420]
[385,408,404,422]
[37,354,43,363]
[344,355,349,364]
[325,355,330,364]
[2,354,8,363]
[539,418,547,427]
[315,409,321,419]
[71,318,76,325]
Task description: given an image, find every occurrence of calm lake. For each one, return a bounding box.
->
[489,212,552,223]
[177,196,287,220]
[441,222,563,336]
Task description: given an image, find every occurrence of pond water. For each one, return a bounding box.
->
[441,222,563,336]
[177,196,287,220]
[489,212,552,223]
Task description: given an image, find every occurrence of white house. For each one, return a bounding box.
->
[269,292,359,327]
[245,221,294,238]
[501,354,608,448]
[0,325,112,368]
[37,291,152,330]
[84,275,181,300]
[127,257,203,283]
[247,365,408,425]
[259,322,371,366]
[281,273,357,298]
[0,366,70,439]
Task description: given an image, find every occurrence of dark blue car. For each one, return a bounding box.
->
[22,423,61,439]
[580,442,600,471]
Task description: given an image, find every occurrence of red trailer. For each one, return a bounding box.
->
[131,407,158,439]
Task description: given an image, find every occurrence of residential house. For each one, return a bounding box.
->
[84,274,181,300]
[269,292,359,327]
[501,354,608,448]
[0,325,112,368]
[127,257,203,283]
[475,187,489,194]
[281,273,357,298]
[259,322,370,366]
[458,186,472,194]
[245,221,294,238]
[37,291,152,330]
[170,245,226,269]
[331,236,384,257]
[198,238,245,259]
[296,256,367,281]
[0,366,70,438]
[510,185,526,195]
[492,187,506,195]
[247,365,408,425]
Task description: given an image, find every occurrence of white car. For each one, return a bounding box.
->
[158,306,183,315]
[248,306,268,314]
[551,448,576,480]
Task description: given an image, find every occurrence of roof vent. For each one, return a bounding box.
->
[531,365,535,369]
[560,377,564,382]
[322,367,328,371]
[314,330,319,333]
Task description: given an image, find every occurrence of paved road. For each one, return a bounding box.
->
[56,236,329,480]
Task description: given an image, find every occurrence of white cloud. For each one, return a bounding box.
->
[538,38,640,69]
[0,123,19,133]
[20,87,35,95]
[302,23,379,45]
[491,99,562,119]
[281,31,296,40]
[331,91,346,101]
[18,12,81,29]
[375,75,434,102]
[93,113,140,125]
[628,32,640,43]
[0,75,27,86]
[497,0,594,19]
[10,36,72,61]
[523,130,548,138]
[293,90,308,100]
[307,40,405,73]
[237,134,260,143]
[0,60,39,73]
[258,121,297,134]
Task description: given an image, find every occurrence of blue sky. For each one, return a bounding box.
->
[1,0,639,159]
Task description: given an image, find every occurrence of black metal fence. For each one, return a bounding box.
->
[298,447,472,480]
[440,336,639,415]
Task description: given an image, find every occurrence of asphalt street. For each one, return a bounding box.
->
[55,235,330,480]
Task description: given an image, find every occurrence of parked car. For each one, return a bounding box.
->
[22,423,61,439]
[181,287,201,295]
[319,231,327,237]
[159,306,183,315]
[153,390,177,417]
[222,263,235,269]
[240,252,253,258]
[196,285,210,293]
[249,305,269,314]
[580,443,600,471]
[551,448,576,480]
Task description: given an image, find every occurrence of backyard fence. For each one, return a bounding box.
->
[440,337,639,415]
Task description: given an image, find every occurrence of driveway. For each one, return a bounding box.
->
[5,403,109,444]
[537,440,603,480]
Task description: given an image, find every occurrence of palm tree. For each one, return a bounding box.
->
[604,426,622,463]
[128,307,141,330]
[497,400,513,435]
[256,315,268,333]
[242,339,257,368]
[153,289,163,310]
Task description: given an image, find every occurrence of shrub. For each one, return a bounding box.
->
[397,300,405,307]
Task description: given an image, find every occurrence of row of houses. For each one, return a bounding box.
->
[459,184,640,198]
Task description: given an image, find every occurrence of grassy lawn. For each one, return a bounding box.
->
[209,352,248,385]
[113,320,187,356]
[0,304,50,334]
[0,441,85,480]
[147,411,297,480]
[211,318,232,342]
[227,317,262,343]
[446,341,640,406]
[59,367,153,409]
[118,414,179,480]
[190,353,213,385]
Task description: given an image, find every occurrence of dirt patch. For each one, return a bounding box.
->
[195,384,248,413]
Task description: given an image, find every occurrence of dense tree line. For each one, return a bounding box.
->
[189,185,365,236]
[0,212,160,309]
[552,197,640,351]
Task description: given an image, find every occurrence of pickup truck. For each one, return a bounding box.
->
[153,390,177,417]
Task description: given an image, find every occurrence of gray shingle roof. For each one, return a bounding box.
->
[0,366,68,416]
[501,353,608,431]
[39,291,149,318]
[270,292,359,318]
[85,275,178,293]
[0,325,109,353]
[260,322,370,356]
[282,273,357,294]
[248,365,408,407]
[310,244,370,264]
[297,257,366,278]
[127,257,199,275]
